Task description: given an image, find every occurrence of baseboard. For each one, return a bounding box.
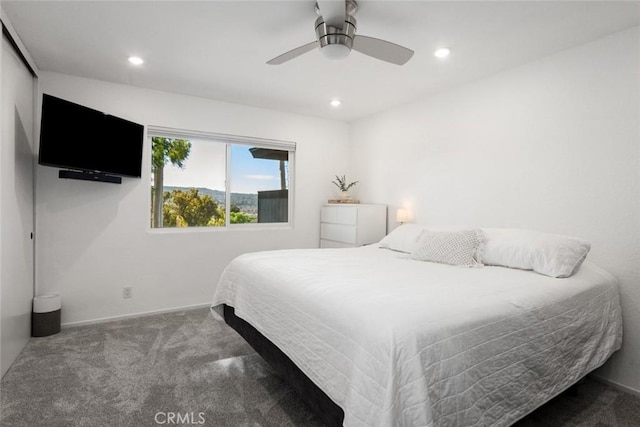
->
[60,302,212,328]
[588,373,640,397]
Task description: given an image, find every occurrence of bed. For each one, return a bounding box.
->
[210,226,623,426]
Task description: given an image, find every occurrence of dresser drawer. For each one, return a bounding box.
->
[319,204,387,248]
[320,223,357,244]
[320,206,357,225]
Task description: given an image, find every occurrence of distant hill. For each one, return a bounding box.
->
[164,186,257,214]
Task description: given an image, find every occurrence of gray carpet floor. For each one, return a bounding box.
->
[1,307,639,427]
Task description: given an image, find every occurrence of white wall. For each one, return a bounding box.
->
[36,72,349,325]
[350,27,640,393]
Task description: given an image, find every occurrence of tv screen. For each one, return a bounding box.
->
[38,94,144,178]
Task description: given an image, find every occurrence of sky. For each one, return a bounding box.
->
[159,138,287,194]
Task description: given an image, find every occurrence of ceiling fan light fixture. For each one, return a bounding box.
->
[322,43,351,60]
[434,48,451,59]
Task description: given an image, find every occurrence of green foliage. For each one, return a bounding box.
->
[208,206,226,227]
[163,187,258,214]
[156,187,261,228]
[162,188,223,227]
[151,137,192,228]
[151,137,191,171]
[230,211,257,224]
[332,174,359,192]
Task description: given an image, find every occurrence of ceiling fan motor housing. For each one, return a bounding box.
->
[315,14,357,57]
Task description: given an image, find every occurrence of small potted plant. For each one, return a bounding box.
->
[332,174,359,201]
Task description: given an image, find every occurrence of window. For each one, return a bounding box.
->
[148,126,294,229]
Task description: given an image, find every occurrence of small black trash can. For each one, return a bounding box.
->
[32,294,61,337]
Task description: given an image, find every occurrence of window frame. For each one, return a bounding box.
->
[147,125,295,232]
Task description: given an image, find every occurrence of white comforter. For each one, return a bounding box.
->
[211,245,623,426]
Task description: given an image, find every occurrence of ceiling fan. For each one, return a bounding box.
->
[267,0,414,66]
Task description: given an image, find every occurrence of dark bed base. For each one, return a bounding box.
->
[222,304,344,426]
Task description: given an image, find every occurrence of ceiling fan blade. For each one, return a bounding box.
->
[267,41,318,65]
[316,0,346,27]
[352,35,414,65]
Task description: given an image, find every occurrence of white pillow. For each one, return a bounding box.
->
[378,224,425,253]
[481,228,591,278]
[410,229,485,267]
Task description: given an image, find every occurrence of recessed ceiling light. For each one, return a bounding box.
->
[434,48,451,59]
[128,56,144,65]
[330,99,341,107]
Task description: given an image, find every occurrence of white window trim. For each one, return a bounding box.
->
[147,125,295,232]
[147,126,296,151]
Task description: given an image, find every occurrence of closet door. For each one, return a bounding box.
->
[1,33,36,377]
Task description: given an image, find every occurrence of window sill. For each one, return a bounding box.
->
[147,223,294,234]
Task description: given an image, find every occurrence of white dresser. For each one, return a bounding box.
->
[320,204,387,248]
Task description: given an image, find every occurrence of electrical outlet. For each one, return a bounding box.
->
[123,287,133,299]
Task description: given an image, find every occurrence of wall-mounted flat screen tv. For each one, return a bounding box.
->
[38,94,144,179]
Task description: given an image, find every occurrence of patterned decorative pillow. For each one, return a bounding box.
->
[410,229,485,267]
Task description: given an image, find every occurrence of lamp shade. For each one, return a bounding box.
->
[396,208,409,223]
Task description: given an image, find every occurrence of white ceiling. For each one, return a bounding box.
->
[2,1,639,122]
